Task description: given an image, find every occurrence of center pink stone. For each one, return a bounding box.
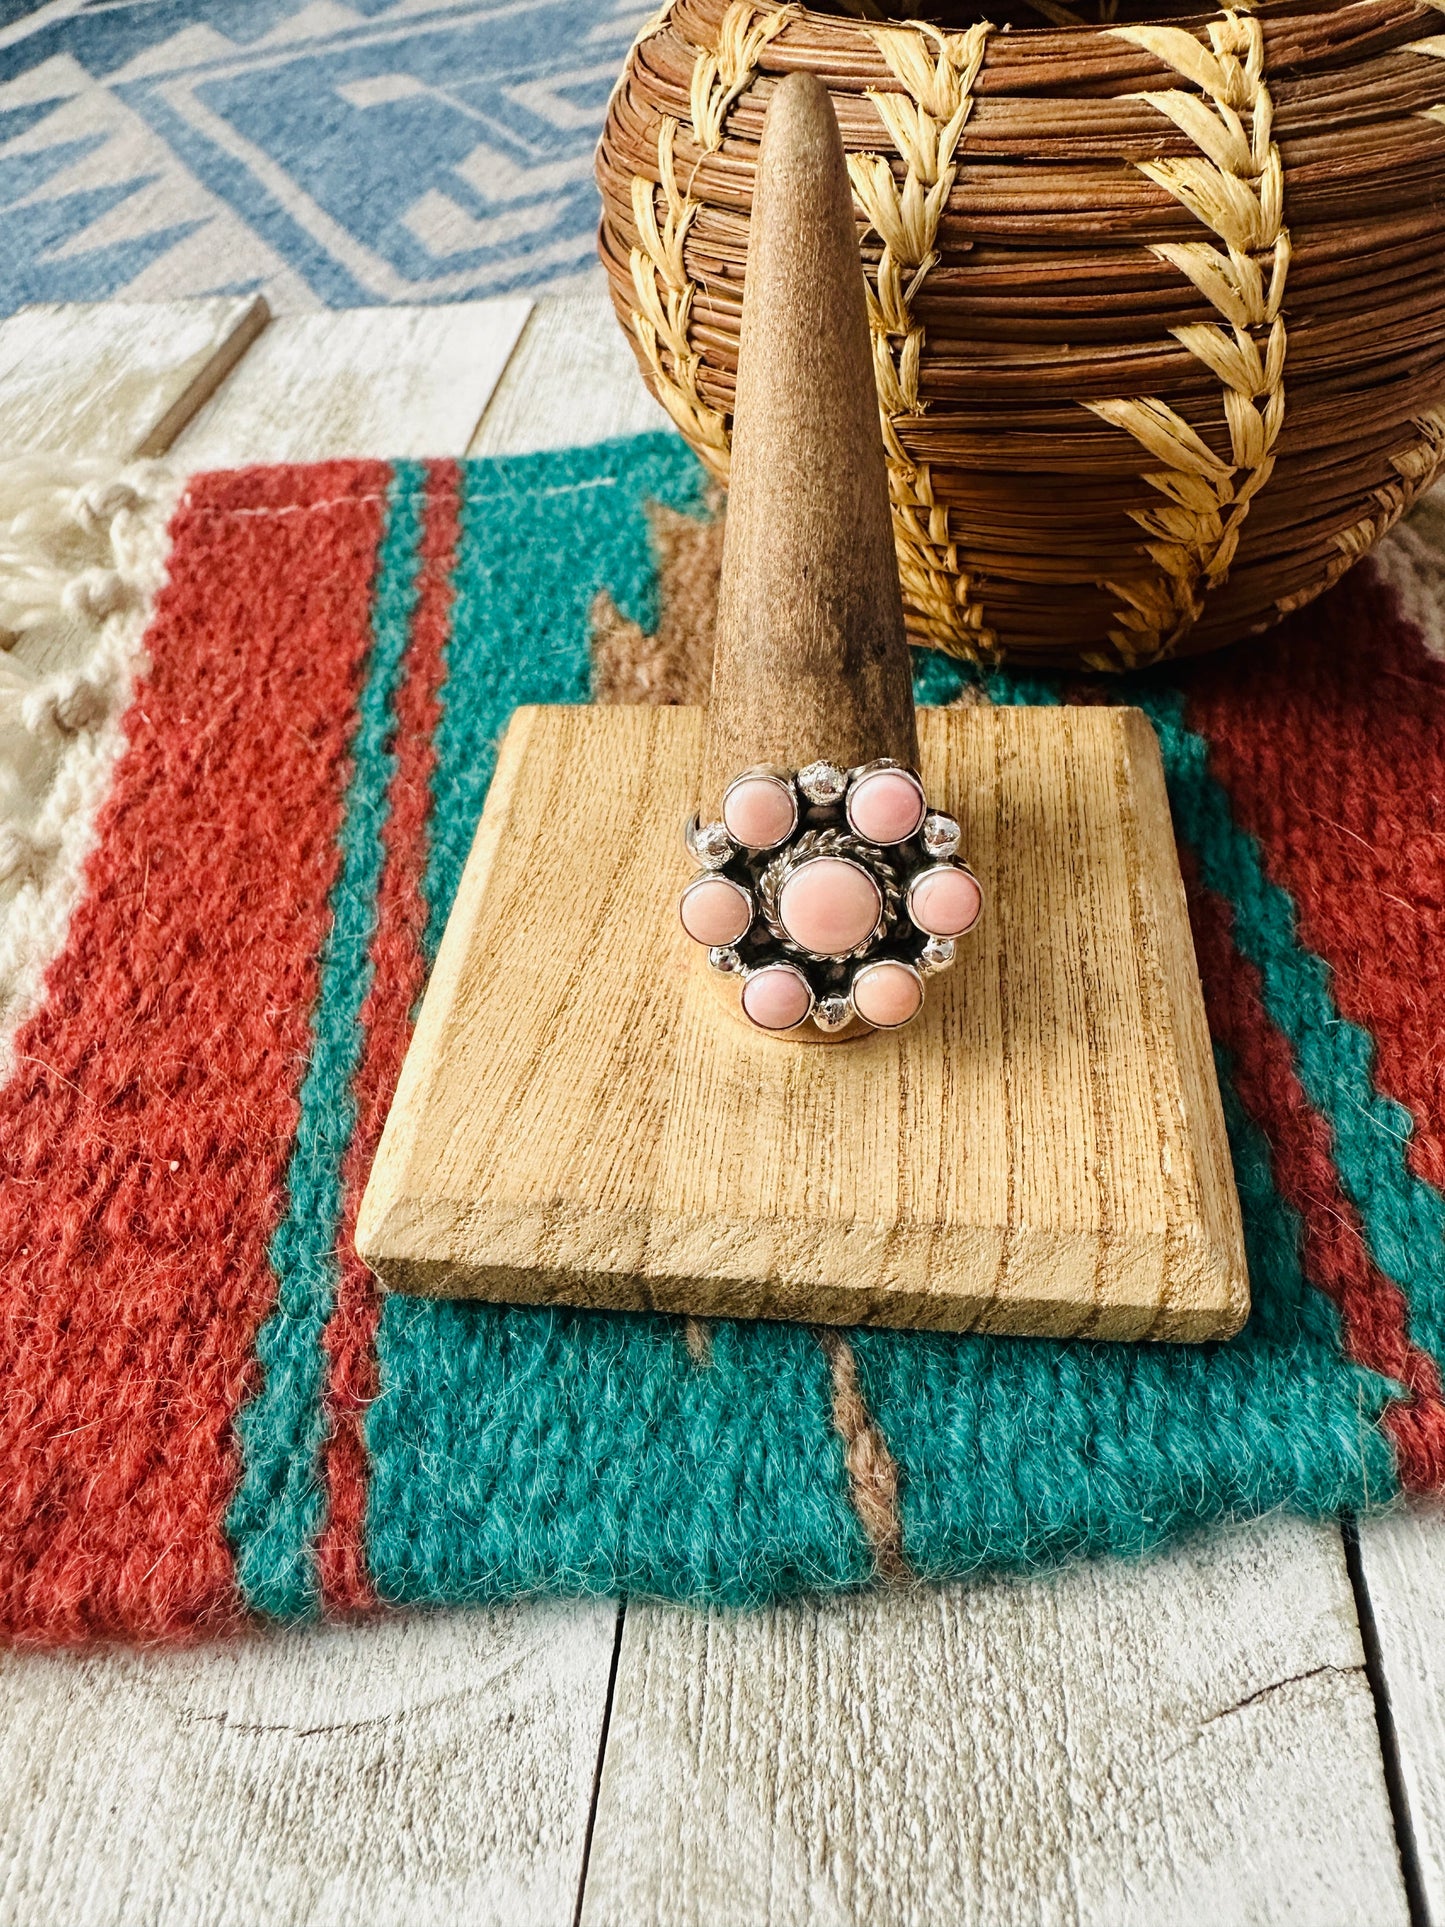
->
[777,856,882,957]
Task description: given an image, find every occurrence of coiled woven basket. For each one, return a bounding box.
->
[596,0,1445,668]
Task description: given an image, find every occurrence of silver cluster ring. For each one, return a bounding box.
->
[678,757,983,1035]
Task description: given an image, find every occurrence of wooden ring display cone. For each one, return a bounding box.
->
[683,74,975,1043]
[700,71,916,806]
[356,82,1248,1342]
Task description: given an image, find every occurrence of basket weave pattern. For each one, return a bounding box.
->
[597,0,1445,667]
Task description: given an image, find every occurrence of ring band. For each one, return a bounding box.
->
[679,758,982,1035]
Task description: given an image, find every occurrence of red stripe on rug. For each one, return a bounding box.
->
[316,460,460,1613]
[1186,858,1445,1491]
[1185,570,1445,1200]
[0,462,388,1644]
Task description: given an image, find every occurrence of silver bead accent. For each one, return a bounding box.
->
[813,994,853,1033]
[919,936,956,975]
[797,760,848,805]
[688,817,734,868]
[708,945,743,974]
[922,812,962,859]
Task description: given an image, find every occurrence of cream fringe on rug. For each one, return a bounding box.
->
[0,460,180,1082]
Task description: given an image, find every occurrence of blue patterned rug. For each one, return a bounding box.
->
[0,0,646,314]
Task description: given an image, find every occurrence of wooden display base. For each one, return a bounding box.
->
[357,702,1248,1342]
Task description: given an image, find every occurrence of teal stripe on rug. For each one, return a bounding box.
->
[923,644,1445,1369]
[366,436,875,1606]
[353,429,1405,1605]
[424,432,710,960]
[853,1042,1399,1576]
[1134,683,1445,1376]
[229,461,427,1620]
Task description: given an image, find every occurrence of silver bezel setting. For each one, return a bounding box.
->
[739,960,815,1033]
[906,861,983,941]
[679,758,982,1034]
[844,761,927,846]
[850,957,926,1030]
[720,765,800,850]
[679,871,754,948]
[757,828,901,962]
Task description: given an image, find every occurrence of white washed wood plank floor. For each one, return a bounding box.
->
[584,1521,1405,1927]
[0,289,1438,1927]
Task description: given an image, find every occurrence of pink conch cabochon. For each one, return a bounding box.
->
[908,866,982,939]
[853,960,924,1029]
[846,767,925,846]
[680,874,752,947]
[741,964,812,1031]
[722,772,797,849]
[777,856,882,957]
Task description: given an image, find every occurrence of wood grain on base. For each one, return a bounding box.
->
[580,1520,1409,1927]
[358,702,1246,1342]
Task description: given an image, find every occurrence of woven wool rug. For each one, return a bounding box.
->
[4,436,1445,1646]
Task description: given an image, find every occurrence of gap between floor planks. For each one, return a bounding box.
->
[1355,1509,1445,1925]
[0,288,1439,1926]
